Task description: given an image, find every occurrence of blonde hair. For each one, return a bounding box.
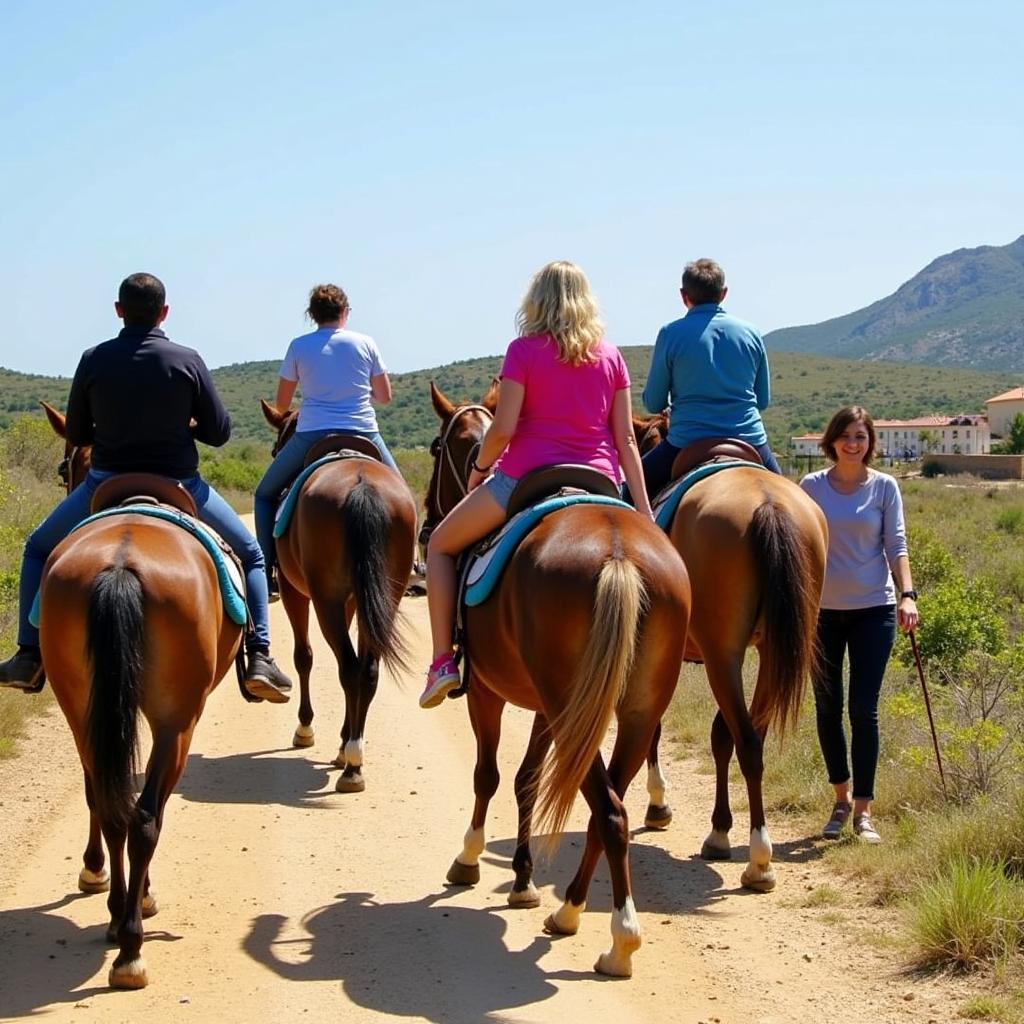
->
[515,261,604,365]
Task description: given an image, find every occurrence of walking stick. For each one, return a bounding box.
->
[908,630,948,801]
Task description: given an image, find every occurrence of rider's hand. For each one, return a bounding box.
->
[468,467,487,491]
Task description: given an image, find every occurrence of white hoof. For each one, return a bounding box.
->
[543,900,583,936]
[292,724,315,748]
[78,867,110,894]
[335,771,365,793]
[595,897,640,976]
[343,738,365,768]
[700,828,732,860]
[109,956,148,990]
[141,892,158,918]
[741,826,776,892]
[508,881,541,909]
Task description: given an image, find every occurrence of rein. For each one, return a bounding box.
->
[421,404,493,544]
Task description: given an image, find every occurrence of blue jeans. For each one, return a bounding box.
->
[254,429,399,583]
[19,470,271,652]
[812,605,897,801]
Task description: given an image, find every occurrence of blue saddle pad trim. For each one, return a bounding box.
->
[465,494,633,607]
[273,453,374,539]
[654,460,769,531]
[29,504,247,628]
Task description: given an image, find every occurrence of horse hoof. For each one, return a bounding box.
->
[141,893,158,918]
[700,835,732,861]
[446,859,480,886]
[740,867,777,893]
[292,725,315,748]
[109,956,148,989]
[543,906,581,936]
[335,772,365,794]
[78,867,110,894]
[594,951,633,978]
[644,803,673,830]
[508,882,540,909]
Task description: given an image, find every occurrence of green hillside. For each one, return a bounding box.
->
[765,234,1024,370]
[2,350,1019,452]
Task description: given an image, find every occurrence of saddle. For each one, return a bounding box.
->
[303,433,383,466]
[669,437,763,480]
[91,473,198,516]
[450,464,630,697]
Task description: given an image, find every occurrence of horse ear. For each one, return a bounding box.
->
[261,398,285,429]
[430,381,454,420]
[482,377,499,413]
[40,401,66,439]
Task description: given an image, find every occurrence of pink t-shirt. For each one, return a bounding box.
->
[495,334,630,483]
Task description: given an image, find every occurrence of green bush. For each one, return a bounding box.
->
[0,415,63,484]
[995,506,1024,536]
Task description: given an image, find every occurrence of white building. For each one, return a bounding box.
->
[986,387,1024,438]
[792,414,990,458]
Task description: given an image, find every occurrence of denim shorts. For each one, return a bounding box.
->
[483,469,518,511]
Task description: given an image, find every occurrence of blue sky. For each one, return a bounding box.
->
[1,0,1020,378]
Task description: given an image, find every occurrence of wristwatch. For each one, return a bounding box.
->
[900,589,918,601]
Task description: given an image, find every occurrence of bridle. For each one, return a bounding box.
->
[420,403,493,545]
[57,444,89,495]
[635,414,668,455]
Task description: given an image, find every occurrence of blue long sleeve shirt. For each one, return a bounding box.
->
[642,304,771,448]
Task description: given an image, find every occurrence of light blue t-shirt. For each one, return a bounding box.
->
[280,327,386,433]
[642,304,770,448]
[799,468,909,610]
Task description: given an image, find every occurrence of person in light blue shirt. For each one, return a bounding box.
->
[254,283,400,594]
[639,259,780,499]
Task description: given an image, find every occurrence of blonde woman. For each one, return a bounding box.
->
[421,260,655,708]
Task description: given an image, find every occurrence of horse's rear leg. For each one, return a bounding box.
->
[447,682,502,887]
[79,772,109,894]
[281,584,315,748]
[108,730,190,990]
[701,709,735,861]
[644,722,672,829]
[508,712,550,908]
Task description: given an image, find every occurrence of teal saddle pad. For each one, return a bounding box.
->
[30,504,247,628]
[653,460,768,531]
[273,452,377,539]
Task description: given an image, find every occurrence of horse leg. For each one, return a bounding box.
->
[546,728,652,977]
[79,771,110,894]
[281,584,315,748]
[701,709,735,861]
[108,730,191,990]
[508,712,550,908]
[643,721,673,829]
[446,680,503,887]
[335,646,378,793]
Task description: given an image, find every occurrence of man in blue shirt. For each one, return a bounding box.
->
[640,258,781,499]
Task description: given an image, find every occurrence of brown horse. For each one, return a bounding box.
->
[423,382,691,977]
[37,405,242,989]
[260,401,417,791]
[663,456,826,890]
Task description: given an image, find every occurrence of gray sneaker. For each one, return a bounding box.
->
[821,800,852,839]
[243,650,293,704]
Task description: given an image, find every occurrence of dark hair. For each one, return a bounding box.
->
[306,284,350,325]
[820,405,876,465]
[118,273,166,328]
[681,259,727,306]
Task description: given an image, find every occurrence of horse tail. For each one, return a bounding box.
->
[535,556,647,838]
[86,565,145,830]
[344,477,409,672]
[749,500,819,736]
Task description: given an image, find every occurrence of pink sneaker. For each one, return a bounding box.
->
[420,655,461,709]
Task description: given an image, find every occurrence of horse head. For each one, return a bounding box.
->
[420,380,496,545]
[40,401,91,494]
[632,410,668,455]
[261,399,299,456]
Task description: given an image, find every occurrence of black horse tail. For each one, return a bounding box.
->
[749,500,819,736]
[344,477,409,673]
[86,565,145,830]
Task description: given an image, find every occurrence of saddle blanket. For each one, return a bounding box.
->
[464,493,633,607]
[273,452,376,539]
[30,504,247,628]
[653,460,768,531]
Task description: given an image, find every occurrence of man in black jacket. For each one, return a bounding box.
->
[0,273,292,702]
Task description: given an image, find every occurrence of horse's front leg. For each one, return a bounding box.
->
[508,712,550,908]
[334,622,372,792]
[701,709,735,861]
[79,771,109,894]
[280,581,314,748]
[446,679,503,886]
[643,721,673,829]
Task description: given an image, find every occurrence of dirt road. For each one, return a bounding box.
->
[0,588,961,1023]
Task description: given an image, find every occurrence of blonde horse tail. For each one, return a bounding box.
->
[535,556,647,839]
[750,500,818,736]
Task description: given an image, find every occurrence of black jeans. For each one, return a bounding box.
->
[812,605,896,801]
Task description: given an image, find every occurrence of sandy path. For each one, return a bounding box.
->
[0,571,960,1023]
